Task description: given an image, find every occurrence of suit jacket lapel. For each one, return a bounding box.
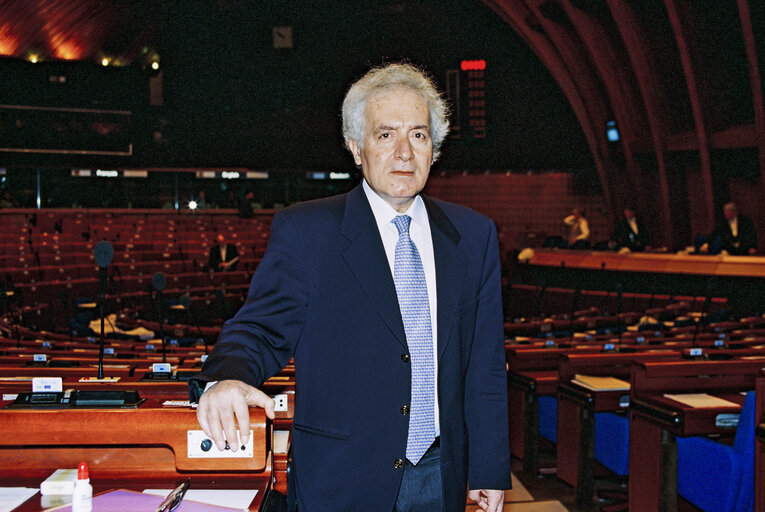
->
[341,186,408,349]
[423,196,468,362]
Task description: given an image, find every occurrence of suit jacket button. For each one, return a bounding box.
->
[400,405,409,415]
[401,354,410,362]
[394,458,404,469]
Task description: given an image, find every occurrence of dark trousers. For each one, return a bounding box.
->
[393,439,443,512]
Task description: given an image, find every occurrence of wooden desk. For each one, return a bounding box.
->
[0,399,272,511]
[528,250,765,278]
[508,368,558,474]
[628,360,765,512]
[756,377,765,512]
[521,250,763,312]
[555,351,680,510]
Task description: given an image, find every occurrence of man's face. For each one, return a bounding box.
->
[724,207,737,221]
[624,209,635,220]
[348,87,433,213]
[217,234,225,245]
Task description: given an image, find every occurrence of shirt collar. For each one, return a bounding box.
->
[362,179,428,230]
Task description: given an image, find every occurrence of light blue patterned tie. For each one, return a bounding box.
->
[392,215,435,465]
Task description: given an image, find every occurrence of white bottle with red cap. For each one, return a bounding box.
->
[71,461,92,512]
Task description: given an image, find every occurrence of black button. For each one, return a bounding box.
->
[201,439,212,452]
[401,354,410,362]
[394,458,404,469]
[400,405,410,415]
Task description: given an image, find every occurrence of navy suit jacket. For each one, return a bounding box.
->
[190,184,511,512]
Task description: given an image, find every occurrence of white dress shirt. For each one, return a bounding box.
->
[729,218,739,238]
[362,179,440,436]
[628,217,639,235]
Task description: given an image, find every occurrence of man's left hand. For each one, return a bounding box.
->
[469,489,504,511]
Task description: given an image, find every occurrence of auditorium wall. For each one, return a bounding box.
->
[423,172,609,252]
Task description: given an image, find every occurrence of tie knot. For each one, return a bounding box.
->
[393,215,412,236]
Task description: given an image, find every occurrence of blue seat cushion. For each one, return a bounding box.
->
[594,412,629,476]
[538,395,557,443]
[678,435,743,512]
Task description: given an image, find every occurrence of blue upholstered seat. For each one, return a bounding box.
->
[594,411,630,476]
[538,395,557,443]
[677,391,755,512]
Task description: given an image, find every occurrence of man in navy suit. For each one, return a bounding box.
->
[190,63,510,512]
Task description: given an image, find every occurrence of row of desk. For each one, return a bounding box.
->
[507,328,765,511]
[0,328,296,511]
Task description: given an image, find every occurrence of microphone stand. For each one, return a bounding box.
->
[153,272,167,363]
[0,282,20,348]
[61,290,73,343]
[98,266,107,379]
[180,294,207,354]
[567,288,581,339]
[616,283,624,348]
[692,278,718,349]
[94,241,114,380]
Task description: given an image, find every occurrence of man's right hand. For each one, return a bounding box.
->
[196,380,275,452]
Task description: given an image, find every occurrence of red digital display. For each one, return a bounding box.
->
[460,59,486,71]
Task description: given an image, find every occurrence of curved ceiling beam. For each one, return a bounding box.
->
[736,0,765,203]
[606,0,673,247]
[561,0,648,214]
[481,0,615,217]
[664,0,715,228]
[518,0,617,217]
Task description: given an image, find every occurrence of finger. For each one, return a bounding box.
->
[488,491,503,512]
[196,399,212,439]
[221,404,240,452]
[247,387,276,420]
[233,395,251,448]
[207,407,227,451]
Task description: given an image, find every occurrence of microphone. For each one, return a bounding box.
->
[615,282,624,348]
[110,264,123,305]
[0,282,21,348]
[567,288,581,339]
[692,277,718,349]
[94,241,114,380]
[153,272,167,363]
[60,290,73,343]
[180,294,207,354]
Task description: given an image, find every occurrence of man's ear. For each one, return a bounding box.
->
[348,139,363,167]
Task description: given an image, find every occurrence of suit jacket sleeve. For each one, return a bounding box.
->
[742,216,758,250]
[208,246,221,272]
[465,221,511,490]
[190,212,308,400]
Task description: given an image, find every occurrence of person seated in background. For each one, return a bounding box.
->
[564,208,590,249]
[196,190,209,209]
[208,233,239,271]
[0,190,19,208]
[699,202,757,255]
[238,190,255,218]
[611,207,649,252]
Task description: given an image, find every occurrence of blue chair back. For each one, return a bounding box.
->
[733,391,756,512]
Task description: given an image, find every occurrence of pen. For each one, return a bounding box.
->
[154,478,190,512]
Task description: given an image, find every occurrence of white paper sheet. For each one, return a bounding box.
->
[663,393,740,409]
[142,489,257,511]
[0,487,39,512]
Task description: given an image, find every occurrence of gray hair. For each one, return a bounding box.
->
[341,63,450,161]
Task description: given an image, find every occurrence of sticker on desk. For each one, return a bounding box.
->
[163,400,197,408]
[663,393,741,409]
[79,376,120,383]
